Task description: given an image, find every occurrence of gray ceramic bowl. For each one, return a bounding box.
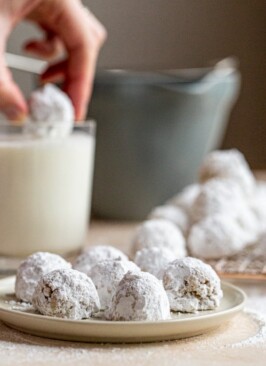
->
[88,65,240,220]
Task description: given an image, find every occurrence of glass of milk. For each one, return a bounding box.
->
[0,121,95,258]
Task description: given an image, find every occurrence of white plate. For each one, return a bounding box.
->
[0,276,245,343]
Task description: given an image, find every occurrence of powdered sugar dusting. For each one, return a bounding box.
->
[26,84,74,138]
[191,178,245,222]
[73,245,128,275]
[134,247,177,279]
[4,299,35,314]
[148,205,190,235]
[15,252,71,303]
[131,219,186,258]
[32,268,100,319]
[87,260,140,310]
[0,274,265,361]
[199,149,256,195]
[106,271,170,321]
[163,257,222,312]
[167,184,201,212]
[188,214,247,259]
[229,310,266,348]
[0,309,264,365]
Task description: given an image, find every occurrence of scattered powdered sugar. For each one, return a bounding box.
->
[0,302,265,363]
[106,271,171,321]
[73,245,128,274]
[229,310,266,348]
[32,268,100,319]
[5,299,35,312]
[15,252,71,303]
[163,257,223,312]
[225,281,266,349]
[87,259,140,310]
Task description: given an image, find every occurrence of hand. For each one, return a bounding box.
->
[0,0,107,121]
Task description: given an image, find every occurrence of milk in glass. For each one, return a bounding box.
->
[0,128,95,257]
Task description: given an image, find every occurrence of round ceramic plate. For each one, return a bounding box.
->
[0,276,245,343]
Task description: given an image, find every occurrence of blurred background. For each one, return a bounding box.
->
[7,0,266,167]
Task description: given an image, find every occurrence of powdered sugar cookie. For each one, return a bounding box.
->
[199,149,255,196]
[26,84,74,138]
[191,179,244,223]
[32,268,100,319]
[106,271,170,321]
[250,181,266,233]
[15,252,71,303]
[163,257,223,312]
[87,259,139,310]
[236,207,260,243]
[131,219,186,257]
[188,214,247,259]
[148,205,190,235]
[73,245,128,274]
[134,247,178,279]
[167,184,200,213]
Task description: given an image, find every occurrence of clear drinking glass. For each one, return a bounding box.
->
[0,120,95,272]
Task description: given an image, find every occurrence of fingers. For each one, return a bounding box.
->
[23,34,64,60]
[41,60,67,83]
[0,65,28,121]
[28,0,107,120]
[41,51,97,120]
[67,11,107,119]
[55,4,107,120]
[41,50,97,120]
[64,40,99,120]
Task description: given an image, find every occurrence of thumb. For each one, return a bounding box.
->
[0,59,28,122]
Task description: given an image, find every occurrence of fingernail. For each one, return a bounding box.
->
[2,106,26,123]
